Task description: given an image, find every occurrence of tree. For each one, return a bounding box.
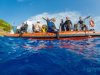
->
[0,19,12,32]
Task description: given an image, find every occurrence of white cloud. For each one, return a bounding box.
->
[24,11,100,32]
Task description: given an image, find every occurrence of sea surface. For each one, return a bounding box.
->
[0,37,100,75]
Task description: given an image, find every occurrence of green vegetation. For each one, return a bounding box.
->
[0,19,12,32]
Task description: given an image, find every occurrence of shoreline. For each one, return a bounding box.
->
[0,31,8,36]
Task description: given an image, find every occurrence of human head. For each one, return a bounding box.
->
[51,18,56,22]
[37,21,40,23]
[61,19,63,23]
[79,17,82,20]
[47,17,50,20]
[22,22,25,26]
[66,17,69,20]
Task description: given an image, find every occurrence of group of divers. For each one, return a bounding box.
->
[16,16,95,38]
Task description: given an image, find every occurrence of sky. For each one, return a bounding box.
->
[0,0,100,31]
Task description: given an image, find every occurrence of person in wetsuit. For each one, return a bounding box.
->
[19,22,28,37]
[63,17,72,31]
[60,19,65,31]
[78,17,87,30]
[20,22,28,33]
[23,22,28,33]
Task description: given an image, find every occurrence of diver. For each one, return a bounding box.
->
[33,21,42,32]
[19,22,28,37]
[42,17,57,32]
[63,17,72,31]
[60,19,65,31]
[43,17,59,39]
[78,17,87,31]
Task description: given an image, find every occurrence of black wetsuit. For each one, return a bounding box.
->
[78,20,87,30]
[24,24,28,32]
[64,20,72,31]
[78,20,84,30]
[20,24,28,33]
[60,22,65,31]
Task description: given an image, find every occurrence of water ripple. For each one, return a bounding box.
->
[0,37,100,75]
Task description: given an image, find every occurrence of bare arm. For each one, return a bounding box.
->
[42,17,47,21]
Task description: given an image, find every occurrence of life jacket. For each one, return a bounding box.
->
[42,27,46,32]
[89,20,95,27]
[41,25,47,32]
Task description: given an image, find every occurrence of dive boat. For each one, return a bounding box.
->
[4,31,100,40]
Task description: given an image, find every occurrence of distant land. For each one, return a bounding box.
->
[0,19,12,35]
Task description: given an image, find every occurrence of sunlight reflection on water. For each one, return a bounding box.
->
[0,37,100,75]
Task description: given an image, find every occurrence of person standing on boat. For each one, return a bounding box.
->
[60,19,65,31]
[63,17,72,31]
[34,21,42,32]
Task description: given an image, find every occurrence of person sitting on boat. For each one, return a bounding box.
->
[78,17,87,31]
[16,25,21,33]
[23,22,28,33]
[32,24,35,32]
[74,23,78,31]
[33,21,42,32]
[42,17,57,32]
[63,17,72,31]
[20,22,28,33]
[89,18,95,31]
[41,24,47,32]
[59,19,65,31]
[43,17,59,39]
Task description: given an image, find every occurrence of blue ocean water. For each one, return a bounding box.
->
[0,37,100,75]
